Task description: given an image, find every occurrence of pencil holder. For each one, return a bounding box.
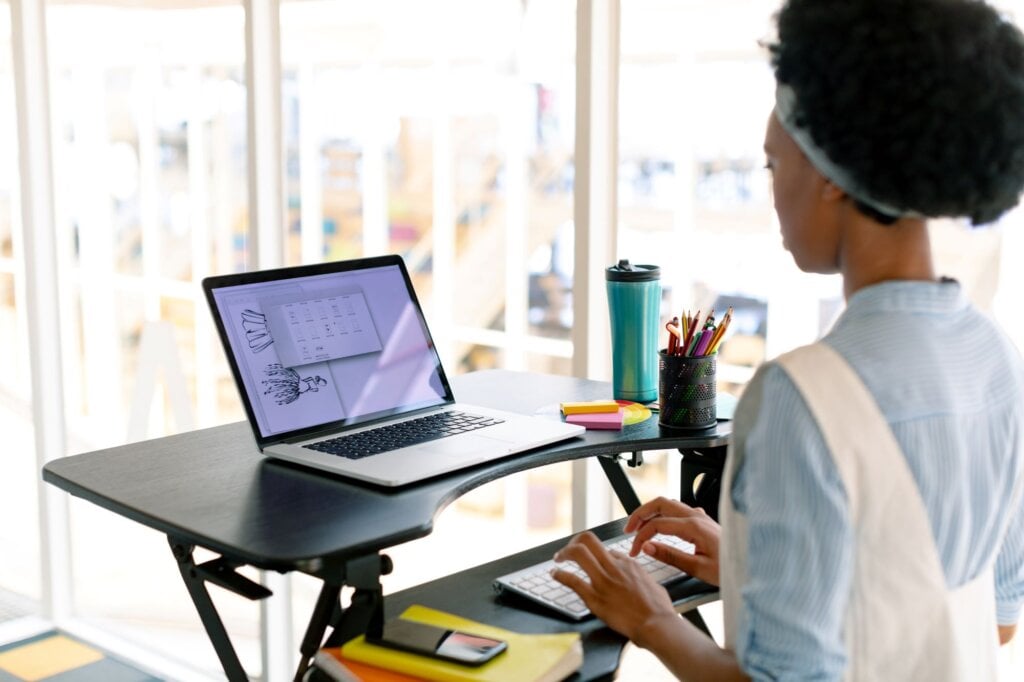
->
[659,350,716,430]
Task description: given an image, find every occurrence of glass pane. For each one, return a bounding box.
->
[0,272,20,391]
[281,0,577,369]
[0,1,43,622]
[620,0,791,380]
[46,3,255,677]
[526,351,571,378]
[458,344,502,375]
[0,398,41,614]
[49,9,248,282]
[0,5,12,263]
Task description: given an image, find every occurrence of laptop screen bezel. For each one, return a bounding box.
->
[202,254,457,450]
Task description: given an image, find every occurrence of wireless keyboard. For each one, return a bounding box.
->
[492,532,695,620]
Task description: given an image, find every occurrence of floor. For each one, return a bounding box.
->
[0,632,161,682]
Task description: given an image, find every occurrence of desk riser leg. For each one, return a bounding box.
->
[169,540,249,682]
[294,582,342,682]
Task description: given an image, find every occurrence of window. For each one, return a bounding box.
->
[4,0,1024,678]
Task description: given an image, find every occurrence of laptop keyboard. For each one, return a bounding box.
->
[304,411,504,460]
[493,532,694,620]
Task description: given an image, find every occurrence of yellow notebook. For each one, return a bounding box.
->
[337,605,582,682]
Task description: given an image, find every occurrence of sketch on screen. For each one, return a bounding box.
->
[239,307,272,350]
[262,363,329,405]
[242,309,274,353]
[222,288,347,434]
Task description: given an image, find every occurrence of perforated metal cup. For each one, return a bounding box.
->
[658,350,717,430]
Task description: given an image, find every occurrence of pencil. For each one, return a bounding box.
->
[682,309,700,353]
[707,307,733,354]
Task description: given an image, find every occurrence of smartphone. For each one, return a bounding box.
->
[366,618,508,666]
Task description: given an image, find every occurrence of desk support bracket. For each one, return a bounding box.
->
[678,446,728,522]
[294,553,393,682]
[325,553,393,645]
[169,537,271,682]
[597,455,642,514]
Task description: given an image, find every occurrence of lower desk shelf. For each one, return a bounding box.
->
[377,517,719,681]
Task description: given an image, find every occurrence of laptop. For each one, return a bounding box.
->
[203,255,585,487]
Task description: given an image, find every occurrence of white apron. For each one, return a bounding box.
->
[718,343,999,680]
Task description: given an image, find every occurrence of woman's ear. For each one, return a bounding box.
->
[821,179,846,203]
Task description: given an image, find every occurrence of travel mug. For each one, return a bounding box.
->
[606,260,661,403]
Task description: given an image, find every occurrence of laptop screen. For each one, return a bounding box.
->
[204,257,453,445]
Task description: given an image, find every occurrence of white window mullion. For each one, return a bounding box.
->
[8,103,29,403]
[245,0,284,271]
[571,0,618,382]
[571,0,620,533]
[11,0,72,622]
[246,2,294,679]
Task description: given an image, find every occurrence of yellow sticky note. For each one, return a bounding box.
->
[0,634,103,681]
[560,400,620,415]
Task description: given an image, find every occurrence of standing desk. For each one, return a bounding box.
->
[42,369,731,681]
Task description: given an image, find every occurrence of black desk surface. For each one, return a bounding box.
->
[43,369,730,575]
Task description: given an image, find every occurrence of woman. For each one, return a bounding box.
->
[552,0,1024,679]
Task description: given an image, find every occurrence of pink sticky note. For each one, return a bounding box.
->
[566,408,625,430]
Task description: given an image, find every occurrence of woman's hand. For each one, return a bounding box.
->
[551,531,680,645]
[624,497,722,587]
[552,523,748,681]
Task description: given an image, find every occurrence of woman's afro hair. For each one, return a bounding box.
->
[769,0,1024,225]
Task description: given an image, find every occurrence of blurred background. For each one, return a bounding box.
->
[2,0,1023,679]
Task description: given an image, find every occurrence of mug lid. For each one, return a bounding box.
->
[606,259,660,282]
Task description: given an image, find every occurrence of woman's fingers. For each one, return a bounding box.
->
[639,537,719,586]
[628,516,717,555]
[624,496,708,534]
[550,562,597,602]
[551,532,681,641]
[553,531,616,587]
[623,516,722,586]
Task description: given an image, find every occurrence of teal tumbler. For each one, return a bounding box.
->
[606,260,661,403]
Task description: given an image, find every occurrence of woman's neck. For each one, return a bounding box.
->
[837,210,936,300]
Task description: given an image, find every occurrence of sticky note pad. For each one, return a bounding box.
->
[560,400,621,415]
[566,408,625,430]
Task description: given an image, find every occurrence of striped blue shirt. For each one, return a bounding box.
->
[730,279,1024,680]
